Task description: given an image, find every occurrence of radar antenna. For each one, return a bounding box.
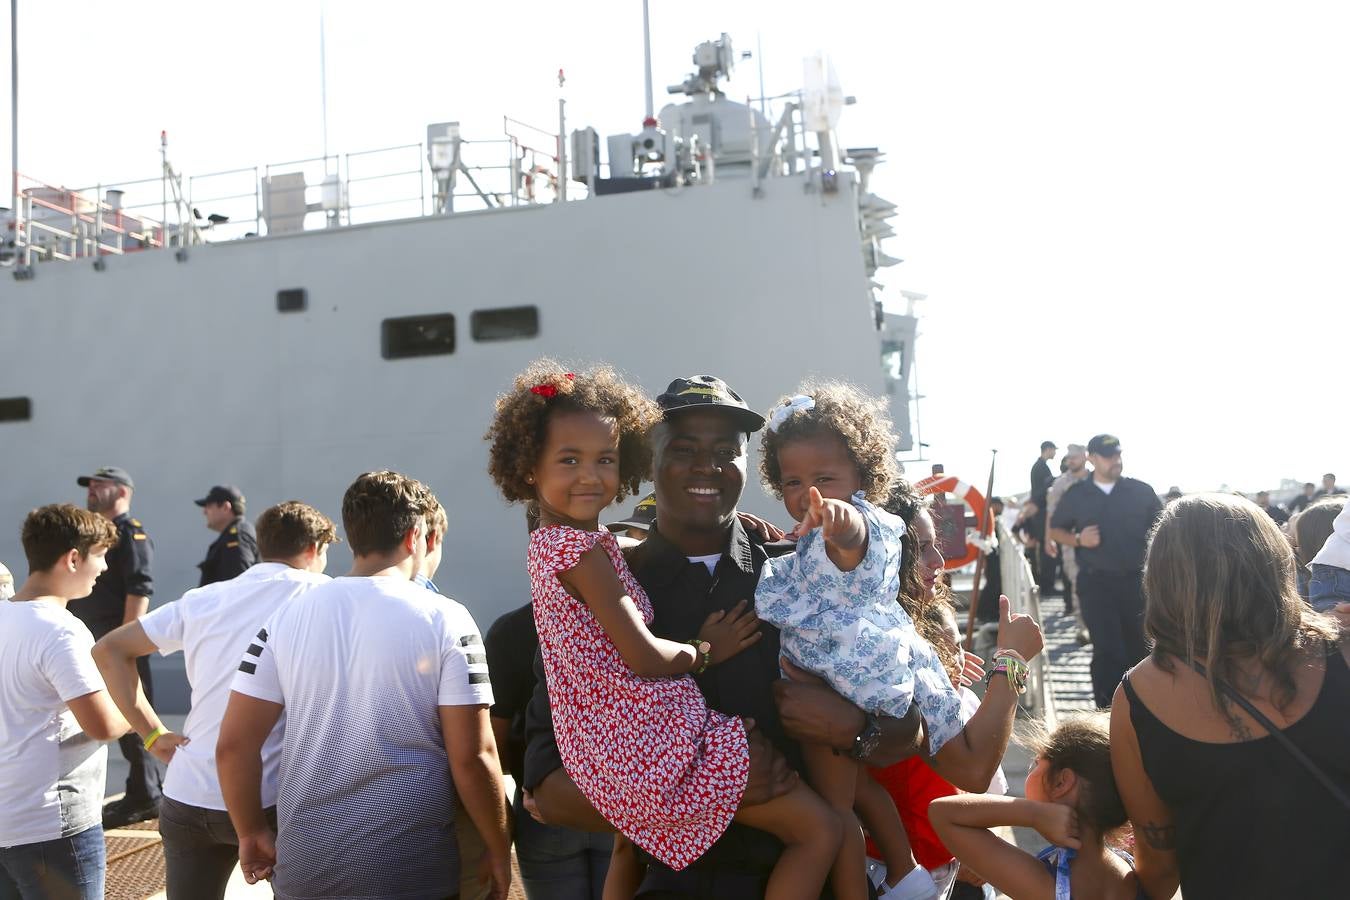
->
[667,34,736,97]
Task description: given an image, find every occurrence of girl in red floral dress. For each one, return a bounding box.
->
[486,360,840,897]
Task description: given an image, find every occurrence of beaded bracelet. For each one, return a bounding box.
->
[988,655,1030,695]
[686,639,712,675]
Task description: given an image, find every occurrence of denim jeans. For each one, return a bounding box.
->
[513,793,612,900]
[1309,564,1350,610]
[158,795,276,900]
[0,825,104,900]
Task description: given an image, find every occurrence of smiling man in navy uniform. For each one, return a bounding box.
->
[196,485,258,586]
[68,465,164,827]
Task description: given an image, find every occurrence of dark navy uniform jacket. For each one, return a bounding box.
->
[1051,477,1162,576]
[68,512,154,636]
[198,516,258,586]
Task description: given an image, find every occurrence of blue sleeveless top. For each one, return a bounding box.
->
[1035,846,1145,900]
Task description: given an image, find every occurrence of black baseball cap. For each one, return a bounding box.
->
[606,493,656,534]
[1040,440,1058,452]
[1086,434,1122,456]
[195,485,245,507]
[656,375,766,433]
[77,466,134,489]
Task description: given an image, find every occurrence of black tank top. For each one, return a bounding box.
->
[1122,647,1350,899]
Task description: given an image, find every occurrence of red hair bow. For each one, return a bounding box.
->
[530,373,574,399]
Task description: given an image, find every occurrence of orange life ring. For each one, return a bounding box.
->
[913,474,988,570]
[524,165,555,202]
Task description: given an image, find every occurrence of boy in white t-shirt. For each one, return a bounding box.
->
[218,471,512,900]
[0,505,130,900]
[92,501,338,900]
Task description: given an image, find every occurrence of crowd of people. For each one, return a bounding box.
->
[1,363,1346,900]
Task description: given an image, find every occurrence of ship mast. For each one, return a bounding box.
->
[641,0,654,121]
[10,0,19,260]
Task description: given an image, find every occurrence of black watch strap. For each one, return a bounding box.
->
[849,713,882,761]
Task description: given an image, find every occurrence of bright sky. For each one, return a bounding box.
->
[3,1,1345,499]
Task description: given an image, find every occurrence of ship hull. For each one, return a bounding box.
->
[1,171,904,636]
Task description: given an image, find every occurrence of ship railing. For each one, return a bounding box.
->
[501,116,574,207]
[14,172,168,266]
[7,103,836,270]
[996,521,1056,729]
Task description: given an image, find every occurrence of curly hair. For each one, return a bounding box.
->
[882,484,963,680]
[486,359,661,505]
[759,382,900,504]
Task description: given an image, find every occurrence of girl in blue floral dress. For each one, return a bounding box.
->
[755,383,1044,899]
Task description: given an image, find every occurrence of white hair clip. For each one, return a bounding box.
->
[768,394,816,432]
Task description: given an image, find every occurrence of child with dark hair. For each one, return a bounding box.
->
[756,383,1043,899]
[486,360,841,899]
[929,714,1144,900]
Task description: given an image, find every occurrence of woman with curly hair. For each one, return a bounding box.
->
[755,383,1043,899]
[485,360,840,899]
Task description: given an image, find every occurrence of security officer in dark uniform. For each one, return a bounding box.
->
[1048,435,1163,708]
[195,484,258,586]
[68,466,163,827]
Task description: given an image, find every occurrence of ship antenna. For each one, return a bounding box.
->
[10,0,19,259]
[641,0,654,121]
[756,31,767,117]
[320,1,331,174]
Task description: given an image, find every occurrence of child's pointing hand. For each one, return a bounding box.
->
[797,487,868,570]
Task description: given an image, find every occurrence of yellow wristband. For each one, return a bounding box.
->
[143,726,167,750]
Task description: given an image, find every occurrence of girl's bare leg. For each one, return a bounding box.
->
[801,743,869,900]
[735,780,842,900]
[854,769,919,890]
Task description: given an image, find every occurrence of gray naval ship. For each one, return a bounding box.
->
[0,34,920,634]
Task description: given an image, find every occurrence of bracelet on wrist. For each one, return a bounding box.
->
[686,639,712,675]
[993,647,1028,665]
[988,655,1030,695]
[143,726,167,751]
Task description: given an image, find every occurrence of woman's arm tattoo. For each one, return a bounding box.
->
[1139,820,1177,850]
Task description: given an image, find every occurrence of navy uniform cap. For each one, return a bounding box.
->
[606,493,656,534]
[657,375,766,433]
[1086,434,1122,456]
[195,485,245,507]
[77,466,134,489]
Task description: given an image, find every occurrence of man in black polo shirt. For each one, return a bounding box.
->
[67,466,163,826]
[1049,434,1162,708]
[520,375,1034,899]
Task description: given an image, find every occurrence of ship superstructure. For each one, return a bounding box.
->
[0,34,919,630]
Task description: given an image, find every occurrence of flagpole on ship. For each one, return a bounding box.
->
[10,0,20,266]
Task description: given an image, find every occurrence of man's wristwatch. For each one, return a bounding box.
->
[849,713,882,761]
